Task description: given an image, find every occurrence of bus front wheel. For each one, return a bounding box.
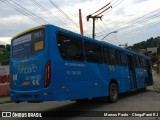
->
[109,82,119,103]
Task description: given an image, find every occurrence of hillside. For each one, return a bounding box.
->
[129,36,160,53]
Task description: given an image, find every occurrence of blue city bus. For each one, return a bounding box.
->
[10,24,153,103]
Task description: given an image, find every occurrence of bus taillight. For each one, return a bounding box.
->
[44,61,51,87]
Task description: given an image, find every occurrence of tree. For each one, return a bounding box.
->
[158,47,160,54]
[0,45,5,48]
[6,44,10,51]
[0,45,10,65]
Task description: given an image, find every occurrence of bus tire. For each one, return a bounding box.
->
[109,82,119,103]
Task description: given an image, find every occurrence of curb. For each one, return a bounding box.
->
[0,96,12,104]
[0,100,12,104]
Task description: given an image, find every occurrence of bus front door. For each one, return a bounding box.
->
[127,55,137,90]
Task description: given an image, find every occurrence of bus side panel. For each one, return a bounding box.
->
[50,30,131,101]
[51,60,109,100]
[135,68,148,89]
[118,66,131,93]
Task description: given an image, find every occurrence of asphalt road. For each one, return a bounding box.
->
[0,91,160,120]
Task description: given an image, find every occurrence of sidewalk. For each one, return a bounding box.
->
[152,70,160,81]
[0,96,11,104]
[152,70,160,91]
[152,70,160,86]
[147,70,160,91]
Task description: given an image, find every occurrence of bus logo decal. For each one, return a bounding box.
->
[109,65,115,71]
[18,64,37,75]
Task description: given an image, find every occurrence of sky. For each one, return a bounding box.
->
[0,0,160,46]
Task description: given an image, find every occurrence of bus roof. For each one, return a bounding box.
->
[11,24,149,59]
[12,25,45,40]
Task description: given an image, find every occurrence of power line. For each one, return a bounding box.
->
[96,8,160,39]
[49,0,79,28]
[10,0,48,24]
[31,0,73,30]
[103,0,125,15]
[114,7,160,32]
[96,7,160,37]
[107,21,160,41]
[49,0,90,37]
[0,0,45,24]
[112,0,125,9]
[96,21,105,34]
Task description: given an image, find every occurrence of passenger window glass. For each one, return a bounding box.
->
[116,51,127,66]
[121,52,127,66]
[135,56,140,67]
[57,33,84,61]
[103,47,110,64]
[84,41,102,63]
[116,51,122,65]
[109,49,117,65]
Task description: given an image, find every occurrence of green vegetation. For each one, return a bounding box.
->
[0,44,10,65]
[128,36,160,64]
[128,36,160,52]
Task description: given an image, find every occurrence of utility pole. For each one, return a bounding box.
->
[87,15,102,39]
[79,9,84,35]
[86,2,112,39]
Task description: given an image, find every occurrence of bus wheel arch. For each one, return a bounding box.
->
[108,79,119,103]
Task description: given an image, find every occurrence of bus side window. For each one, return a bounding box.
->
[142,58,146,68]
[139,57,143,67]
[84,41,103,63]
[57,33,84,61]
[109,49,117,65]
[103,47,110,64]
[135,56,140,67]
[121,52,127,66]
[116,51,127,66]
[116,51,122,65]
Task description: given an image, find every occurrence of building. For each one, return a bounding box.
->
[0,65,10,96]
[138,49,147,54]
[147,47,158,57]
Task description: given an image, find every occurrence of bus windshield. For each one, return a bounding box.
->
[12,29,45,58]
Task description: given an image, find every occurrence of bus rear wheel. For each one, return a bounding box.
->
[109,82,119,103]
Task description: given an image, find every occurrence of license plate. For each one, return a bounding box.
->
[22,80,30,85]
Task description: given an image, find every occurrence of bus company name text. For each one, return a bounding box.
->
[64,63,85,67]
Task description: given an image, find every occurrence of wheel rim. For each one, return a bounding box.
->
[110,85,117,100]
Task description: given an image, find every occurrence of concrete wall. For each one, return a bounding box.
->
[0,65,10,96]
